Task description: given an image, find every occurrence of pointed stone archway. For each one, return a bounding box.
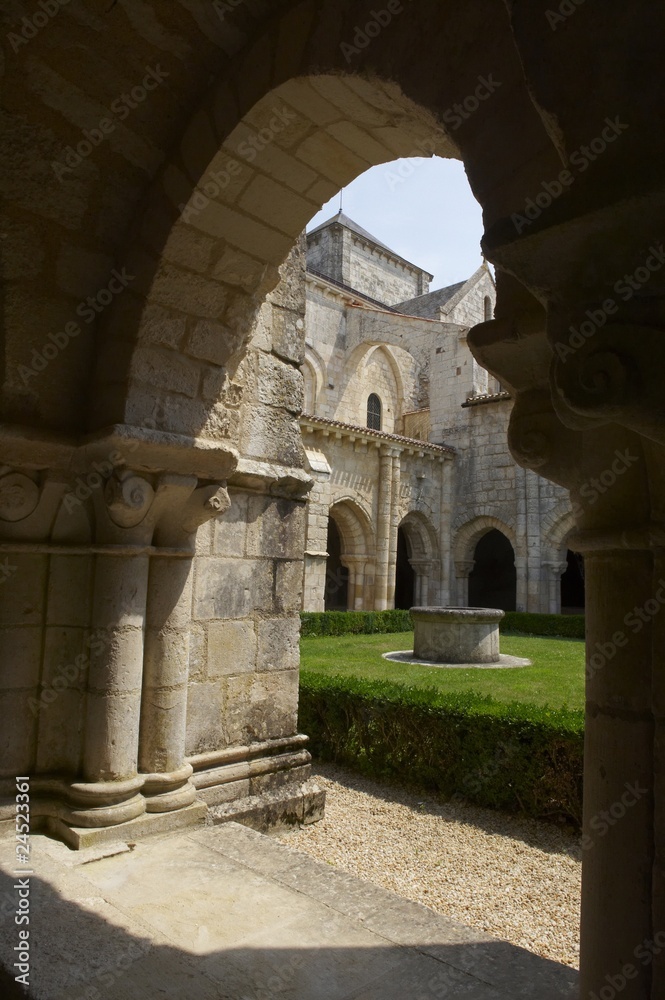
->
[3,3,665,993]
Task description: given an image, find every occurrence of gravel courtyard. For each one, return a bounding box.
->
[280,763,581,969]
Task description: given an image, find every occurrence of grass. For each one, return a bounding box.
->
[300,630,585,711]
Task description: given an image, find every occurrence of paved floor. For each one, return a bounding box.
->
[0,822,578,999]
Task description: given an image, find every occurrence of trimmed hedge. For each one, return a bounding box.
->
[300,609,412,637]
[299,672,584,826]
[501,612,585,639]
[300,609,585,640]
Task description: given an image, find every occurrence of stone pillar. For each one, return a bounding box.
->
[341,555,366,610]
[576,542,656,999]
[374,446,394,611]
[386,451,401,610]
[77,473,156,827]
[139,479,231,814]
[525,469,542,611]
[454,560,475,606]
[439,458,452,605]
[411,559,432,607]
[496,336,664,999]
[513,464,528,611]
[542,560,568,615]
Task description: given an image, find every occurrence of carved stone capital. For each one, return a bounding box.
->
[0,471,40,522]
[455,559,476,579]
[180,484,231,534]
[104,472,155,528]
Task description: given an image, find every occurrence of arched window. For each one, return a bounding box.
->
[367,393,382,430]
[484,295,493,322]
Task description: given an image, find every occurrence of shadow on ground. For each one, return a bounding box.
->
[0,822,578,1000]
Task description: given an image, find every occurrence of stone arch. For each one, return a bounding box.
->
[89,75,458,441]
[541,506,584,614]
[542,506,577,562]
[327,496,375,610]
[302,344,325,414]
[336,343,404,432]
[453,515,517,565]
[453,515,516,609]
[5,6,662,985]
[397,510,439,607]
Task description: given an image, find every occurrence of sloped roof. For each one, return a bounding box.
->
[395,263,494,318]
[307,211,393,252]
[307,211,433,278]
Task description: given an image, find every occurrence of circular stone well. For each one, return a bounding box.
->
[412,606,504,664]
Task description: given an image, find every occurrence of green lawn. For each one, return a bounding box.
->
[300,631,585,711]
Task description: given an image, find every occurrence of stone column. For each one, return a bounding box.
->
[500,344,663,999]
[454,560,475,606]
[542,560,568,615]
[576,541,656,999]
[514,464,527,611]
[439,458,452,605]
[411,559,432,607]
[139,479,231,814]
[341,555,366,610]
[374,445,393,611]
[386,451,401,609]
[77,473,156,827]
[525,469,542,611]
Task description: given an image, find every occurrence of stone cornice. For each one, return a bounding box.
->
[300,414,455,458]
[462,391,512,408]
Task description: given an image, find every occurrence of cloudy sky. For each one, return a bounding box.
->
[306,156,485,292]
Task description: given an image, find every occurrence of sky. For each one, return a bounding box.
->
[306,157,486,292]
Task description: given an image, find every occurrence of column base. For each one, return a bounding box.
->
[45,800,208,850]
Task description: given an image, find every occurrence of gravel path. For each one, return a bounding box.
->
[279,763,581,969]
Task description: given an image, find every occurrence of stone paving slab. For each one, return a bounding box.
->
[0,823,578,999]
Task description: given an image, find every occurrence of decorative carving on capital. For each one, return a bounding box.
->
[180,483,231,534]
[553,343,636,425]
[104,473,155,528]
[455,559,475,579]
[509,426,550,469]
[0,472,40,522]
[542,560,569,578]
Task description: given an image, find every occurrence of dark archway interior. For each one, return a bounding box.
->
[395,526,416,610]
[561,549,585,613]
[468,529,516,611]
[325,518,349,611]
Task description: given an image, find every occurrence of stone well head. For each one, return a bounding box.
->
[411,607,505,664]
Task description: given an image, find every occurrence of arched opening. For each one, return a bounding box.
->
[367,392,382,431]
[468,529,516,611]
[561,550,585,614]
[395,526,416,609]
[484,295,493,321]
[324,518,349,611]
